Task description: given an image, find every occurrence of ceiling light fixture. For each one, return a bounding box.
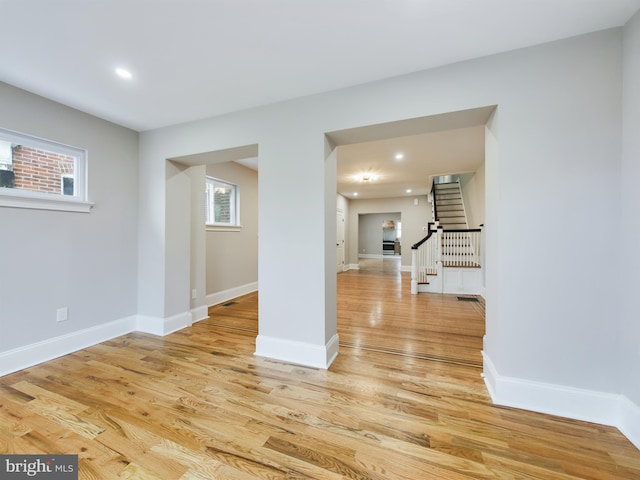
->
[115,67,133,79]
[395,153,404,160]
[406,189,412,193]
[358,173,377,182]
[353,192,358,196]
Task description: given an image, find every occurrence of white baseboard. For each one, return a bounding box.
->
[136,311,192,336]
[619,395,640,451]
[0,316,137,377]
[483,351,640,450]
[400,265,411,272]
[346,263,360,270]
[206,282,258,307]
[191,305,209,323]
[255,333,339,369]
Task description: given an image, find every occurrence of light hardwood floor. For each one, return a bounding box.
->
[1,259,639,479]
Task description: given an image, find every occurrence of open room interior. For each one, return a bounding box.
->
[2,1,640,478]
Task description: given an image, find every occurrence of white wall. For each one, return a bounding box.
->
[0,23,638,446]
[621,11,640,414]
[135,27,634,439]
[0,82,139,363]
[205,162,258,302]
[460,166,485,228]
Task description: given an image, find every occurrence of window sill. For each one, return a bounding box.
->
[0,191,94,213]
[206,224,242,232]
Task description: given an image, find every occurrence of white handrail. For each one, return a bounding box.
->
[411,227,441,294]
[411,227,481,294]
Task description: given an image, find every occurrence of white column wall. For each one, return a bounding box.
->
[138,30,625,405]
[621,12,640,410]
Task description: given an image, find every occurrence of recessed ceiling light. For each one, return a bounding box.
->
[406,189,412,193]
[115,67,133,79]
[353,192,358,196]
[395,153,404,160]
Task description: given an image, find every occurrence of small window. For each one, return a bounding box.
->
[0,128,92,212]
[206,176,239,226]
[61,174,75,196]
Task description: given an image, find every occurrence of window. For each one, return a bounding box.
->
[206,176,239,227]
[61,174,74,196]
[0,128,92,212]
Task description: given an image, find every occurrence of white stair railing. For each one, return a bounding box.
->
[411,224,441,294]
[441,229,481,267]
[411,226,482,294]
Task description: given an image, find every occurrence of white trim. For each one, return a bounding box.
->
[483,351,640,450]
[346,263,360,270]
[136,312,192,336]
[483,351,618,425]
[0,190,94,213]
[0,127,90,210]
[206,225,242,232]
[619,396,640,451]
[206,282,258,307]
[191,305,209,323]
[255,333,340,369]
[206,175,239,226]
[0,316,137,377]
[400,265,411,272]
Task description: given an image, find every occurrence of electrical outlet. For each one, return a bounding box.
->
[56,307,68,322]
[191,289,197,299]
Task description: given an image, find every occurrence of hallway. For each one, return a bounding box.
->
[338,257,485,367]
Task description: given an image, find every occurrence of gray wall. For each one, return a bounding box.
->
[459,166,485,228]
[621,10,640,408]
[1,20,638,442]
[0,82,139,353]
[358,212,402,256]
[205,162,258,297]
[349,197,429,267]
[138,27,631,413]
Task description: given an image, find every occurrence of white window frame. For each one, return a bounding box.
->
[205,176,240,230]
[0,127,93,213]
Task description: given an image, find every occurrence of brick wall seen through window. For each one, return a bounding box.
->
[11,146,75,195]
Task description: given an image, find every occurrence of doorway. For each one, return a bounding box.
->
[329,107,493,361]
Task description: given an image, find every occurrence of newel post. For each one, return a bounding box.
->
[411,248,418,295]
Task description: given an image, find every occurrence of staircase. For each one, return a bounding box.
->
[411,177,483,295]
[432,181,468,230]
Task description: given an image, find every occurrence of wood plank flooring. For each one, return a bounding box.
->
[336,258,485,367]
[208,258,485,367]
[1,258,639,479]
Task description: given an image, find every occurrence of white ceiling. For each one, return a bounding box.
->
[336,124,486,200]
[1,0,638,132]
[332,106,494,199]
[1,0,639,199]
